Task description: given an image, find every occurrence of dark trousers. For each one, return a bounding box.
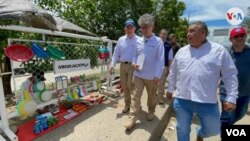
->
[220,95,250,125]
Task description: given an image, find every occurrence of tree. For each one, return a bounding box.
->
[154,0,188,45]
[35,0,155,40]
[0,0,187,96]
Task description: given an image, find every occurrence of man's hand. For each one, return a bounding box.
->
[166,92,173,100]
[153,77,159,85]
[132,64,139,70]
[109,67,114,74]
[223,101,236,112]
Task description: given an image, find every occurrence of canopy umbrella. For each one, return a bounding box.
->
[0,0,57,30]
[54,16,96,36]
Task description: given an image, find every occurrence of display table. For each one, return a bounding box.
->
[17,106,91,141]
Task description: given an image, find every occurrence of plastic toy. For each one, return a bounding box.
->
[79,74,86,82]
[47,116,58,127]
[72,104,87,113]
[98,46,106,59]
[39,90,52,102]
[104,47,110,58]
[17,89,37,117]
[33,114,55,134]
[33,81,45,92]
[55,76,68,90]
[78,85,88,97]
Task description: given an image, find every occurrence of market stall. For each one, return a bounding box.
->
[0,26,118,140]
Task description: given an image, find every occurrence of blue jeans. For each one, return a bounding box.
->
[220,94,250,125]
[173,98,220,141]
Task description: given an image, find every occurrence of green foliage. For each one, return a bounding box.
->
[154,0,188,45]
[35,0,187,43]
[0,0,188,95]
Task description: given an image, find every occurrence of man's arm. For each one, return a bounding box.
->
[166,50,179,99]
[110,41,121,73]
[220,47,238,111]
[168,48,174,68]
[155,40,165,79]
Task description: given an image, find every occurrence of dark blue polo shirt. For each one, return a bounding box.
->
[220,46,250,97]
[163,41,172,67]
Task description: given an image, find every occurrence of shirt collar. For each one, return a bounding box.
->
[142,33,155,42]
[190,39,208,50]
[231,45,249,54]
[125,34,136,39]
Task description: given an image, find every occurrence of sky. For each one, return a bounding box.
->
[180,0,250,23]
[180,0,250,45]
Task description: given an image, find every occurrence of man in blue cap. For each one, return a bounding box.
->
[110,18,139,113]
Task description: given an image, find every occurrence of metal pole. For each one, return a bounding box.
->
[0,77,18,141]
[0,25,110,42]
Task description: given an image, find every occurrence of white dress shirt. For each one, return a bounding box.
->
[111,34,139,67]
[167,41,238,104]
[132,34,164,80]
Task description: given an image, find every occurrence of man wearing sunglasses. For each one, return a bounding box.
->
[220,27,250,126]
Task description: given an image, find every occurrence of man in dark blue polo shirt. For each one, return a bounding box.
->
[220,26,250,126]
[158,29,173,104]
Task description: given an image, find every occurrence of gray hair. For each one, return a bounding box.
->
[190,21,209,36]
[160,29,168,34]
[138,13,155,26]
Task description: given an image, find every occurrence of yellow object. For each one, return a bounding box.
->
[17,89,37,117]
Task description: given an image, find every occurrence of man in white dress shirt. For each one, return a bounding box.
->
[166,21,238,141]
[110,19,139,113]
[124,13,164,130]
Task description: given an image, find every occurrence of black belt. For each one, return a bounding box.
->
[121,61,131,64]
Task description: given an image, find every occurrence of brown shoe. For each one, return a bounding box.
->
[124,116,136,130]
[146,113,155,121]
[122,107,130,113]
[196,135,203,141]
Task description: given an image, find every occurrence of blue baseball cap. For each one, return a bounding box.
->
[124,19,136,27]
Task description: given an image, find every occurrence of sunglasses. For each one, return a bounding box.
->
[233,34,246,39]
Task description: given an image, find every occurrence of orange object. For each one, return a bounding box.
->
[72,104,88,113]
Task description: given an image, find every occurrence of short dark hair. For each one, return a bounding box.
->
[190,21,208,36]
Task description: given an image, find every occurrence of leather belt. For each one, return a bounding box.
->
[121,61,131,64]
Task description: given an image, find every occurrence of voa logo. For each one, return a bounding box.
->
[226,129,246,136]
[226,7,244,25]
